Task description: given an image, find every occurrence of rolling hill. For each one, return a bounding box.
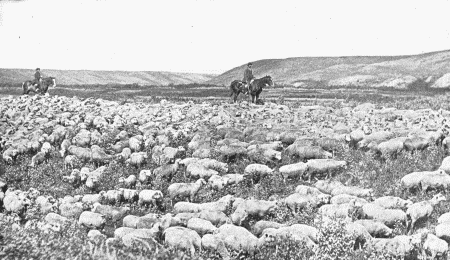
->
[207,49,450,89]
[0,69,216,86]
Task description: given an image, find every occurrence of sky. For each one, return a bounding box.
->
[1,0,450,74]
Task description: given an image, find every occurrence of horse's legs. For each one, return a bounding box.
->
[251,95,255,103]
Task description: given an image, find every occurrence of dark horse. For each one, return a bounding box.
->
[229,80,248,103]
[248,75,274,104]
[22,77,57,95]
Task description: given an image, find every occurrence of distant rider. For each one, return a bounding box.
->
[243,62,255,95]
[33,68,42,90]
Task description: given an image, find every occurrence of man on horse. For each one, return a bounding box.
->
[33,68,42,90]
[243,62,255,95]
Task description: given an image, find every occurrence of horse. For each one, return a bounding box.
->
[22,77,57,95]
[248,75,274,104]
[229,80,248,103]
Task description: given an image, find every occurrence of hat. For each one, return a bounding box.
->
[248,62,252,66]
[36,68,40,71]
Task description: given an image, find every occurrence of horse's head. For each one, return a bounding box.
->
[263,75,274,87]
[49,77,57,88]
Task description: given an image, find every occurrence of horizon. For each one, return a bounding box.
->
[1,0,450,74]
[2,47,450,75]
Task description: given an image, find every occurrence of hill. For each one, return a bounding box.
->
[207,49,450,89]
[0,69,216,86]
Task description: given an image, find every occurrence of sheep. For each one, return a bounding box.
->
[252,220,286,237]
[126,152,148,167]
[87,229,106,242]
[222,174,245,185]
[318,203,357,219]
[419,170,450,192]
[138,189,164,208]
[213,224,261,254]
[128,135,144,152]
[423,233,448,259]
[244,164,274,181]
[153,159,181,182]
[370,137,407,158]
[110,140,129,154]
[85,175,100,191]
[2,148,19,163]
[163,226,202,255]
[262,224,319,244]
[361,203,407,228]
[92,204,130,222]
[72,129,91,147]
[330,194,368,205]
[187,217,217,236]
[64,155,79,170]
[138,169,152,184]
[91,145,114,166]
[305,159,347,182]
[440,156,450,174]
[197,158,229,173]
[354,219,393,238]
[283,193,330,212]
[186,163,218,180]
[119,188,139,203]
[283,145,332,162]
[329,185,373,199]
[279,162,308,182]
[295,185,324,196]
[82,193,105,206]
[173,202,201,214]
[404,136,430,152]
[40,142,52,155]
[201,234,230,260]
[208,175,229,190]
[102,189,124,204]
[118,175,137,188]
[406,193,446,234]
[118,147,132,161]
[122,215,140,228]
[44,212,69,226]
[59,202,84,219]
[248,147,282,164]
[67,145,92,162]
[231,199,278,226]
[198,210,230,227]
[121,228,160,247]
[167,179,206,204]
[357,131,394,149]
[400,170,436,192]
[28,151,47,167]
[59,139,71,157]
[373,196,413,209]
[78,211,106,229]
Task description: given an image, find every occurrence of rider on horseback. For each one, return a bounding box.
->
[33,68,42,91]
[243,62,255,95]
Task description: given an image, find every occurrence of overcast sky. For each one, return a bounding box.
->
[1,0,450,74]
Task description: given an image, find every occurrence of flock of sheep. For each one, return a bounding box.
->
[2,94,450,259]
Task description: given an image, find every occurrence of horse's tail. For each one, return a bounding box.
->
[22,81,27,95]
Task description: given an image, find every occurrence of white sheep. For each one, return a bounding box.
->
[400,170,436,191]
[82,193,105,206]
[2,148,19,163]
[78,211,106,229]
[197,158,229,173]
[305,159,347,182]
[244,164,274,178]
[187,217,217,236]
[295,185,324,196]
[126,152,148,167]
[283,193,330,213]
[186,163,218,180]
[119,188,139,203]
[138,169,152,184]
[420,170,450,192]
[102,189,124,204]
[252,220,286,237]
[118,175,137,188]
[208,175,229,190]
[231,199,278,226]
[373,196,413,209]
[279,162,308,182]
[406,193,446,234]
[138,189,164,207]
[128,135,143,152]
[222,174,245,185]
[198,210,230,227]
[64,155,78,170]
[330,194,368,205]
[28,151,47,168]
[423,233,448,259]
[163,226,202,255]
[59,139,71,157]
[361,203,407,228]
[153,159,181,181]
[353,219,393,238]
[167,178,206,204]
[213,224,261,254]
[40,141,52,155]
[122,215,140,228]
